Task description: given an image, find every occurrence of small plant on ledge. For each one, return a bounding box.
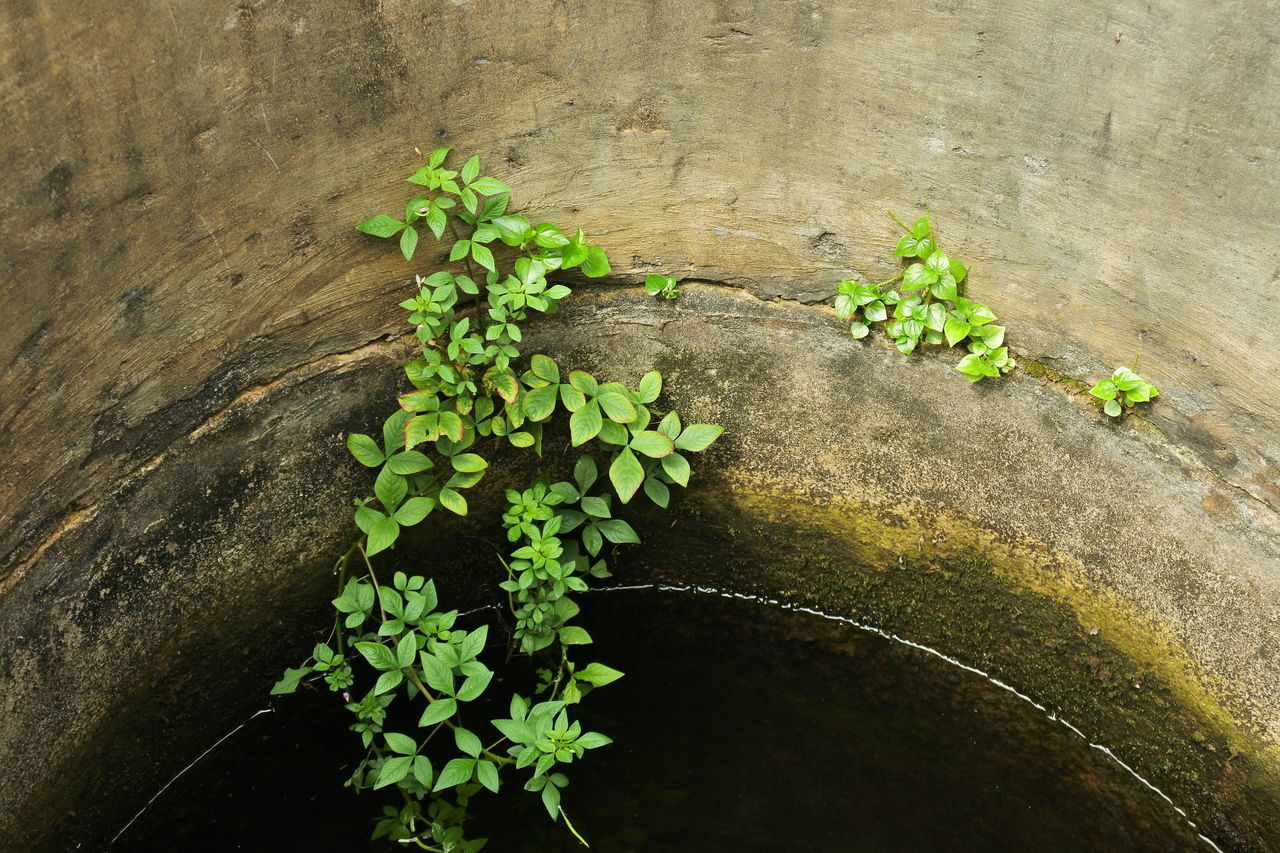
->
[1089,364,1159,417]
[644,273,680,300]
[274,148,723,851]
[833,210,1015,383]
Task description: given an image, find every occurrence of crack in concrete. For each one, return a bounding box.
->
[5,281,1275,598]
[0,333,409,597]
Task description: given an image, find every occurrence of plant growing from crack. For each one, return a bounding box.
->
[273,148,723,850]
[834,211,1015,382]
[1089,363,1159,417]
[643,273,680,300]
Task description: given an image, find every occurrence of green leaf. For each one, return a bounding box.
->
[382,410,410,455]
[413,755,434,789]
[347,434,384,467]
[673,424,723,452]
[576,732,613,749]
[570,401,603,446]
[643,476,670,507]
[568,370,599,395]
[968,303,998,325]
[580,496,611,517]
[357,215,406,237]
[461,155,480,184]
[849,321,869,339]
[375,466,407,511]
[438,411,465,442]
[426,205,447,239]
[451,453,488,473]
[471,242,495,272]
[559,383,587,412]
[457,668,494,702]
[636,370,662,404]
[491,717,534,744]
[902,263,934,290]
[438,488,468,516]
[661,451,690,487]
[609,447,645,503]
[530,354,560,383]
[924,302,948,333]
[523,385,558,421]
[271,667,311,695]
[419,652,455,695]
[541,781,561,818]
[944,317,971,347]
[596,518,640,544]
[399,389,439,413]
[375,669,404,695]
[476,760,500,793]
[1089,379,1117,401]
[1104,399,1123,417]
[355,641,399,672]
[582,525,603,556]
[428,146,450,168]
[454,727,483,758]
[395,633,417,669]
[629,430,674,458]
[385,732,418,756]
[559,626,593,645]
[598,391,637,423]
[581,245,611,277]
[420,698,457,726]
[374,755,413,789]
[576,662,624,686]
[366,515,400,556]
[433,758,476,792]
[386,451,432,474]
[394,496,435,526]
[399,225,419,261]
[470,176,510,195]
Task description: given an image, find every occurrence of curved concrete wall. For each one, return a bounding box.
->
[2,0,1278,850]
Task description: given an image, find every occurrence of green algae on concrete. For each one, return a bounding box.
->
[628,477,1280,849]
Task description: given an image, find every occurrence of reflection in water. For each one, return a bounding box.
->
[114,586,1218,852]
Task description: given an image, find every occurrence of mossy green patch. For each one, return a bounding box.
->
[619,473,1280,850]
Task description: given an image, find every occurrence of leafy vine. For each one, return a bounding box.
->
[273,149,723,850]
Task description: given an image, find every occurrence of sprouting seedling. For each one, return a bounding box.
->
[1089,362,1159,417]
[644,273,680,300]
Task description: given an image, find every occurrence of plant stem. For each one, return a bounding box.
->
[559,806,590,848]
[887,210,912,232]
[446,218,480,283]
[358,544,388,622]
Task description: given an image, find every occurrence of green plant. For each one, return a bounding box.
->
[643,273,680,300]
[833,211,1015,382]
[1089,364,1159,417]
[274,149,723,850]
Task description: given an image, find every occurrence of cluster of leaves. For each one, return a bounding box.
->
[833,212,1015,383]
[1089,364,1159,417]
[274,150,723,850]
[643,273,680,300]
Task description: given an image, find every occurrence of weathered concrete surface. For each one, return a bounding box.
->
[2,0,1280,850]
[4,287,1280,850]
[2,0,1279,592]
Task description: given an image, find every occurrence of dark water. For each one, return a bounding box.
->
[113,588,1208,851]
